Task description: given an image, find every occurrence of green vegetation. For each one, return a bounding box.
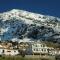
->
[44,41,60,48]
[0,55,55,60]
[0,56,36,60]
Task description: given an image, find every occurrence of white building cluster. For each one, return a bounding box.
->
[32,41,60,55]
[0,41,60,56]
[0,43,19,56]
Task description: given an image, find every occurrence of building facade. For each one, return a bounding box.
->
[31,41,60,55]
[32,42,49,55]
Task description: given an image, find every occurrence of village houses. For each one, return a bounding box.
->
[31,41,60,55]
[0,42,19,55]
[0,41,60,56]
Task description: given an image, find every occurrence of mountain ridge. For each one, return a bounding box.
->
[0,9,60,43]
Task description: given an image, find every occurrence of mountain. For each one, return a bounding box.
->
[0,9,60,43]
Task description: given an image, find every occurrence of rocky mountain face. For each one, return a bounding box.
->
[0,9,60,43]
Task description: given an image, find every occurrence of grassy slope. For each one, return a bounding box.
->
[0,55,55,60]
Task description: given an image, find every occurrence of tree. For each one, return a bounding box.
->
[18,42,29,57]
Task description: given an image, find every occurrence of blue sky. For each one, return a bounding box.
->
[0,0,60,17]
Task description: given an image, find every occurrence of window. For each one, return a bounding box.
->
[34,44,37,47]
[36,49,38,51]
[34,49,35,51]
[7,51,11,52]
[42,49,43,51]
[44,49,46,51]
[41,45,43,47]
[2,50,4,53]
[43,45,45,47]
[41,44,45,47]
[14,51,16,52]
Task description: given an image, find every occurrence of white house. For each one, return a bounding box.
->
[0,48,4,55]
[0,45,4,55]
[0,44,19,56]
[32,42,49,55]
[3,49,19,56]
[0,48,19,56]
[31,41,59,55]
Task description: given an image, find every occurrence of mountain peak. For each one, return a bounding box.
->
[0,9,60,42]
[10,9,20,12]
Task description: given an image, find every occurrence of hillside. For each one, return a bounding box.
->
[0,9,60,43]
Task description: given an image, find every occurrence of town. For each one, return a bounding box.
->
[0,40,60,57]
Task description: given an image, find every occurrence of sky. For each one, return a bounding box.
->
[0,0,60,18]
